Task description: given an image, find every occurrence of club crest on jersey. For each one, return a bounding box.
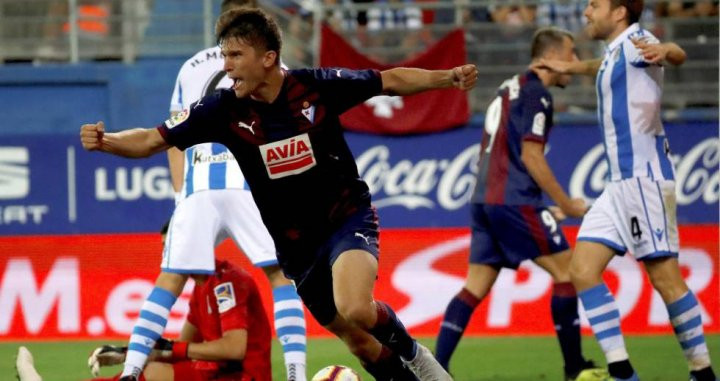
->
[260,133,316,179]
[302,102,315,124]
[165,109,190,129]
[214,282,236,313]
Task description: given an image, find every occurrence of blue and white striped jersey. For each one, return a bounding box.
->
[170,46,249,198]
[595,23,675,182]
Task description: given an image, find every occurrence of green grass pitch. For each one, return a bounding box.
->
[1,335,718,380]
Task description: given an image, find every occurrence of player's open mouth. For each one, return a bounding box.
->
[233,78,243,90]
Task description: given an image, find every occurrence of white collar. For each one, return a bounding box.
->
[605,23,640,54]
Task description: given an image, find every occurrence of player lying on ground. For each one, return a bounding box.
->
[80,7,477,381]
[435,26,608,381]
[534,1,716,380]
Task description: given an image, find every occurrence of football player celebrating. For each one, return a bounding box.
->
[80,7,477,381]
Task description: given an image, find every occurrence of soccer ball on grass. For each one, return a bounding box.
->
[311,365,362,381]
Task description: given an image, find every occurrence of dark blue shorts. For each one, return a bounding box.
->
[470,203,570,269]
[294,206,380,326]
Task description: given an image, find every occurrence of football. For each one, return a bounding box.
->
[311,365,362,381]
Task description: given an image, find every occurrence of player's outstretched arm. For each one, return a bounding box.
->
[380,65,478,96]
[150,329,248,362]
[632,39,687,66]
[532,58,601,77]
[80,121,170,158]
[521,140,587,219]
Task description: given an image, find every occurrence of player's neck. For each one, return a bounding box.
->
[250,67,285,103]
[605,22,630,45]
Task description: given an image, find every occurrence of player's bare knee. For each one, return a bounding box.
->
[337,302,374,329]
[644,257,689,303]
[569,260,601,290]
[647,271,688,303]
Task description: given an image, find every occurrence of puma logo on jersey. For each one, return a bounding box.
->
[540,97,550,109]
[355,232,371,245]
[238,120,255,134]
[260,133,316,179]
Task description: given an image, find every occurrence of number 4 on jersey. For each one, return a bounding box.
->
[630,216,642,240]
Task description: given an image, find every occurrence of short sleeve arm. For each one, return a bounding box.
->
[157,93,226,150]
[626,32,660,68]
[521,84,553,143]
[294,68,383,114]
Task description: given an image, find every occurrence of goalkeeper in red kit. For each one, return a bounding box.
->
[15,225,272,381]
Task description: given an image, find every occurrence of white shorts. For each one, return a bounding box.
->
[577,177,679,260]
[161,189,278,273]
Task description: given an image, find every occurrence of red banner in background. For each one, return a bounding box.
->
[0,226,717,340]
[319,25,469,134]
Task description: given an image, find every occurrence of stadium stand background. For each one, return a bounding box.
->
[0,0,717,136]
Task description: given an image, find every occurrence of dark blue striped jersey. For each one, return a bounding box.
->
[158,68,382,277]
[471,71,554,206]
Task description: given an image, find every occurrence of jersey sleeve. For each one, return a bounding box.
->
[520,83,553,143]
[626,30,661,68]
[294,68,383,114]
[157,92,227,150]
[212,277,250,333]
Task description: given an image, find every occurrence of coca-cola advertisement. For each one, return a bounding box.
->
[0,121,717,234]
[346,121,718,227]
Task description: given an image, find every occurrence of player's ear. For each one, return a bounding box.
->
[613,4,628,24]
[263,50,278,68]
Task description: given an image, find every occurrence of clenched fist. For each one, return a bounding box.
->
[452,64,478,91]
[80,121,105,151]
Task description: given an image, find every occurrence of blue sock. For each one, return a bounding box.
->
[551,282,584,375]
[273,284,307,381]
[667,291,711,372]
[369,301,417,361]
[435,288,481,370]
[123,287,176,377]
[579,283,631,377]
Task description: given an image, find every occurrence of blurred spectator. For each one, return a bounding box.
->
[659,0,719,17]
[367,0,423,30]
[425,0,492,25]
[324,0,359,31]
[366,0,431,61]
[536,0,585,33]
[354,0,374,26]
[490,3,535,25]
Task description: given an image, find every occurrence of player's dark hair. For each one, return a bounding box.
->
[215,8,282,64]
[531,27,574,59]
[610,0,644,25]
[221,0,257,14]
